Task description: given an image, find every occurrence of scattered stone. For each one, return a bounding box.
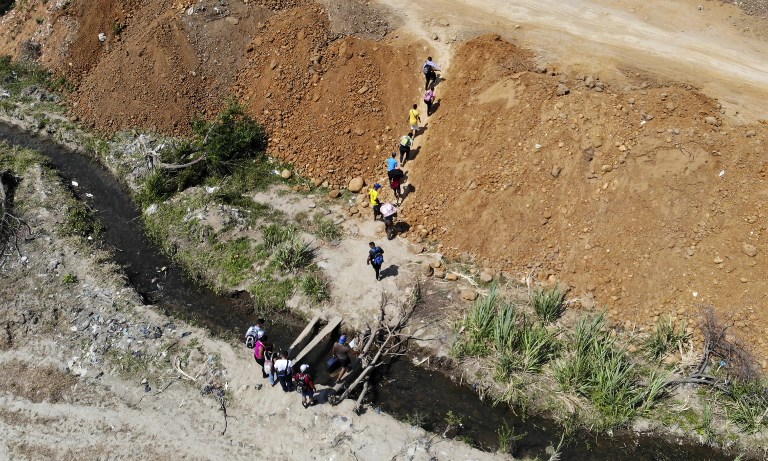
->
[348,177,365,193]
[420,261,434,277]
[601,164,613,173]
[446,273,458,281]
[408,243,426,254]
[479,272,493,283]
[280,169,292,179]
[704,116,720,126]
[746,130,756,137]
[225,17,240,25]
[741,243,758,257]
[328,189,341,199]
[713,256,724,264]
[460,289,478,301]
[430,260,442,269]
[353,128,365,136]
[312,178,324,187]
[535,65,547,74]
[551,165,562,178]
[556,84,570,96]
[434,268,446,279]
[357,86,369,94]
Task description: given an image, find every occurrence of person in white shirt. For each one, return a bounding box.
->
[273,351,294,392]
[422,57,441,90]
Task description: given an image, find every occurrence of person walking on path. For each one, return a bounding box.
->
[399,133,413,165]
[333,335,356,383]
[263,345,276,386]
[273,351,294,392]
[294,364,317,408]
[386,152,398,172]
[408,104,421,138]
[389,168,403,204]
[367,241,384,281]
[244,318,266,349]
[424,87,436,116]
[253,335,270,379]
[422,57,441,90]
[369,183,383,220]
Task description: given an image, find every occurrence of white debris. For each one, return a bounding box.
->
[98,33,107,42]
[71,180,79,187]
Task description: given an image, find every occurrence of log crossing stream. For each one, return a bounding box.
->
[0,121,742,460]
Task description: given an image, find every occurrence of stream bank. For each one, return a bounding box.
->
[0,119,745,460]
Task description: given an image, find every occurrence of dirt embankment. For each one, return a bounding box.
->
[405,34,768,355]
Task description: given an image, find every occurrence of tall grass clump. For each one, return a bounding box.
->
[301,271,330,303]
[261,223,295,250]
[644,316,689,361]
[554,313,668,428]
[312,213,342,241]
[452,286,499,358]
[273,237,313,272]
[531,287,565,324]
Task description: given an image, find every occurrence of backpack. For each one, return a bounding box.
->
[423,63,432,74]
[295,373,309,392]
[245,335,256,349]
[371,247,384,266]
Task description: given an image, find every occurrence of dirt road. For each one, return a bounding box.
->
[376,0,768,122]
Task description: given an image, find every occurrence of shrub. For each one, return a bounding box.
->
[312,213,342,241]
[64,200,102,239]
[531,287,565,324]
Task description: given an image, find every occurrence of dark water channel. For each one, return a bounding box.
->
[0,122,742,460]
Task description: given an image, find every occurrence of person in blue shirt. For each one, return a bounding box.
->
[386,152,398,172]
[367,242,385,281]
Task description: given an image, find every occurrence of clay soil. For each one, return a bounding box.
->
[1,0,768,359]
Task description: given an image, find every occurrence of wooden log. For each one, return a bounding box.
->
[287,314,320,356]
[292,316,342,364]
[354,381,370,414]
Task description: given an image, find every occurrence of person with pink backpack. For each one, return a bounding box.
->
[424,87,436,116]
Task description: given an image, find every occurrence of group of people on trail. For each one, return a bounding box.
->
[246,319,318,408]
[237,58,444,409]
[362,57,444,281]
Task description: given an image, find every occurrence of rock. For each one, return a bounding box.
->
[551,165,562,178]
[628,345,638,353]
[328,190,342,199]
[713,256,724,264]
[357,86,369,94]
[373,221,386,234]
[479,272,494,283]
[145,204,158,215]
[741,243,758,257]
[312,178,324,187]
[556,84,570,96]
[746,130,756,137]
[460,289,478,301]
[225,16,240,25]
[408,244,425,254]
[704,116,720,126]
[48,259,59,271]
[420,261,434,277]
[446,273,458,281]
[430,260,442,269]
[280,169,292,179]
[601,164,613,173]
[535,65,547,74]
[353,128,365,136]
[348,177,365,193]
[434,268,446,279]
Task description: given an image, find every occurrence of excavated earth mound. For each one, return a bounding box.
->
[405,35,768,354]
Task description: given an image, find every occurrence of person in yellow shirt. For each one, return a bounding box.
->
[368,183,382,220]
[408,104,421,138]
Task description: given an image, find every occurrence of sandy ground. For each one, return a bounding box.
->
[375,0,768,122]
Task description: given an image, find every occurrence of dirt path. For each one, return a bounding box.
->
[376,0,768,122]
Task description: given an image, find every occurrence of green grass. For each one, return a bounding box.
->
[726,379,768,434]
[63,200,103,239]
[311,213,342,241]
[496,421,526,454]
[62,272,78,284]
[644,316,689,361]
[273,237,313,273]
[531,287,566,324]
[261,223,295,250]
[248,278,295,317]
[301,271,330,303]
[553,313,668,428]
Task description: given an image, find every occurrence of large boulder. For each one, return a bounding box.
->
[348,177,365,193]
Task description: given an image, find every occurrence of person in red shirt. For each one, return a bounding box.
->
[294,364,317,408]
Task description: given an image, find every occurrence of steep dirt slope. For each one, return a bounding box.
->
[232,5,421,187]
[406,35,768,353]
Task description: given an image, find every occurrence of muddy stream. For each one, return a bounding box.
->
[0,122,740,460]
